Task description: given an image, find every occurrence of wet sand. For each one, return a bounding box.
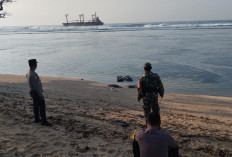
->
[0,74,232,156]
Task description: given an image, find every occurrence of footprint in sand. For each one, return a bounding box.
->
[0,139,11,144]
[15,133,30,136]
[0,120,6,125]
[28,142,40,150]
[50,137,62,141]
[40,129,51,133]
[43,150,56,156]
[20,126,30,131]
[53,141,66,147]
[99,148,107,152]
[7,146,18,154]
[108,149,116,154]
[31,153,41,157]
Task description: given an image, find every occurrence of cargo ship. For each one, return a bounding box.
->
[62,12,104,26]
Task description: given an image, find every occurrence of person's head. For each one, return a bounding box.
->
[144,62,152,72]
[146,112,161,128]
[28,59,38,69]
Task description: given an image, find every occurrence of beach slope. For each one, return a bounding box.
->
[0,74,231,156]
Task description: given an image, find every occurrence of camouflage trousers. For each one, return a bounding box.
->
[142,95,160,117]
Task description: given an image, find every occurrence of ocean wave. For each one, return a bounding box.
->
[1,20,232,34]
[143,21,232,29]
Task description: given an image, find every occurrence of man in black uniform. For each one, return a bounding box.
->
[26,59,52,126]
[137,62,164,117]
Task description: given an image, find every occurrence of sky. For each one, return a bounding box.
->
[0,0,232,26]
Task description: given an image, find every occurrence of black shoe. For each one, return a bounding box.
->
[41,121,52,126]
[34,118,42,123]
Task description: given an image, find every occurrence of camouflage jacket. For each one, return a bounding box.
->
[138,71,164,98]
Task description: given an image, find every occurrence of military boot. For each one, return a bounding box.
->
[41,120,52,126]
[34,117,42,123]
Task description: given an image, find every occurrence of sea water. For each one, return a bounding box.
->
[0,20,232,96]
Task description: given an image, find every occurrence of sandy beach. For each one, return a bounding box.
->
[0,74,231,157]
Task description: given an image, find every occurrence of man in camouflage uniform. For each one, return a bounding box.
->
[26,59,52,126]
[137,62,164,117]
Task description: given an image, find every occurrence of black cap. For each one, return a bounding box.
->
[28,59,38,66]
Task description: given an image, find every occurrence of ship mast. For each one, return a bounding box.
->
[65,14,69,23]
[92,12,97,21]
[79,14,84,22]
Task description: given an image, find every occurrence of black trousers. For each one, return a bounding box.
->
[31,91,47,121]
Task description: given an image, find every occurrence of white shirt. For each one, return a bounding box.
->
[26,69,43,97]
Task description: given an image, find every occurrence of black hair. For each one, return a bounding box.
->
[146,112,161,126]
[144,66,152,71]
[29,63,37,68]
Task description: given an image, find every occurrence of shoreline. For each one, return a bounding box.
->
[0,74,232,156]
[2,73,232,98]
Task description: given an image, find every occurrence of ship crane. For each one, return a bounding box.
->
[65,14,69,23]
[92,12,97,21]
[79,14,84,23]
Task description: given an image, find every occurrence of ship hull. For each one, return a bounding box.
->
[63,21,104,27]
